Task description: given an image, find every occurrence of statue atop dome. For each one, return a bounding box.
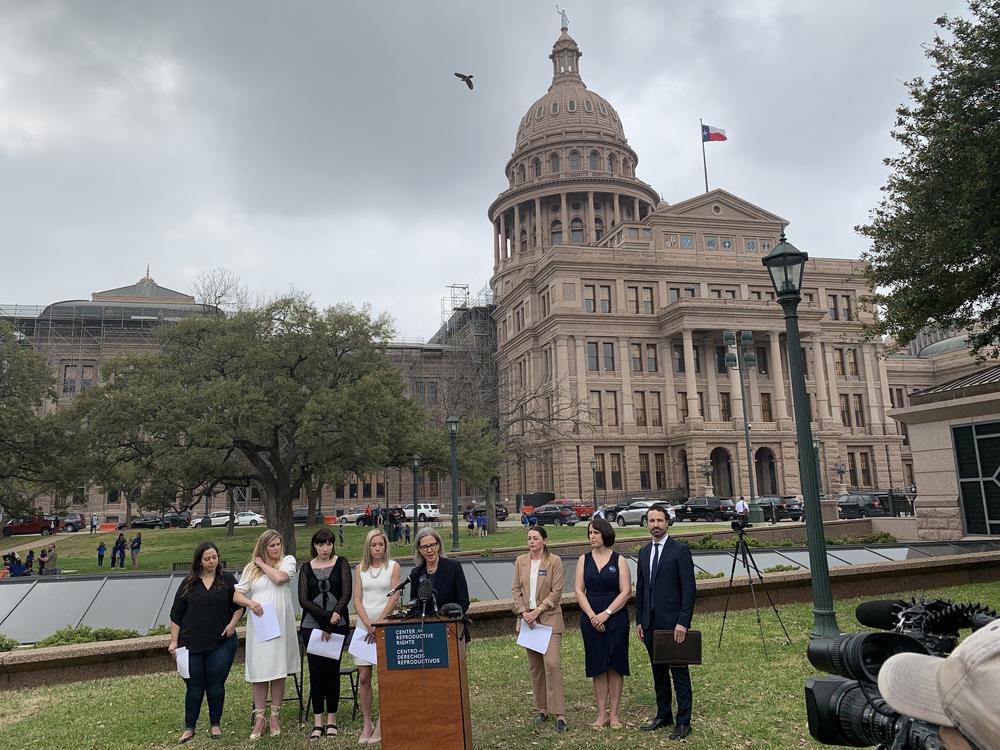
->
[556,5,568,30]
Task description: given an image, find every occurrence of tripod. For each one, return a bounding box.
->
[717,524,791,654]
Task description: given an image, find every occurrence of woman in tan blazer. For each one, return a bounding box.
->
[511,526,567,733]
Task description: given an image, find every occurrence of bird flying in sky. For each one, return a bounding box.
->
[454,72,474,90]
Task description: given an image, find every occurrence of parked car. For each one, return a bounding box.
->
[191,511,234,528]
[757,496,804,522]
[402,503,440,522]
[551,499,593,521]
[47,513,86,533]
[677,496,736,522]
[615,500,675,527]
[293,507,309,525]
[2,515,59,537]
[235,511,266,526]
[532,504,579,526]
[339,507,369,525]
[130,514,168,529]
[836,493,887,519]
[471,503,509,521]
[162,511,192,528]
[602,501,632,523]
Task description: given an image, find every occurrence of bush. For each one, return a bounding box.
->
[763,564,801,574]
[34,625,141,648]
[826,532,897,546]
[0,633,19,651]
[695,571,725,580]
[479,548,494,558]
[145,625,170,637]
[689,534,760,550]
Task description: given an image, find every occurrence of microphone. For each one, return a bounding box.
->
[417,577,433,602]
[855,599,906,630]
[386,578,410,598]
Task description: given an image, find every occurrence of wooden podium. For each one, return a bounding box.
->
[374,616,472,750]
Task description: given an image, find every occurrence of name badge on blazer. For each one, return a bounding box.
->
[537,569,548,577]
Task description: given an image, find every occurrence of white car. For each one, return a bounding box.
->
[191,511,233,528]
[235,511,265,527]
[402,503,439,522]
[616,501,676,527]
[339,507,369,524]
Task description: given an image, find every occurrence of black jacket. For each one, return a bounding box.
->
[634,537,696,631]
[408,557,470,613]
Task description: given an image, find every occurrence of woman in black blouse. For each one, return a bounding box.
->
[298,526,352,739]
[169,542,244,743]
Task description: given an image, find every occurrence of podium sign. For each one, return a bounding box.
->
[375,618,472,750]
[384,622,450,670]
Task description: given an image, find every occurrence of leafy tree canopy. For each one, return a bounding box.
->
[858,0,1000,357]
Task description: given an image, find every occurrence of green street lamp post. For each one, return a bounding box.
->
[763,234,841,639]
[410,453,421,545]
[724,329,758,505]
[590,458,598,514]
[447,416,461,552]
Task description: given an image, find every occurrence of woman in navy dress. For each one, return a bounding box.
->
[574,518,632,730]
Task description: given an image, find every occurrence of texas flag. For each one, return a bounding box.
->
[702,124,727,142]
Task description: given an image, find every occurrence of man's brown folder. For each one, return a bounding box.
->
[651,629,702,665]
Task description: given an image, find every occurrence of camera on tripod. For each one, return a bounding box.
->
[731,518,752,532]
[805,597,997,749]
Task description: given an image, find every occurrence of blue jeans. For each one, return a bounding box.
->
[184,635,238,729]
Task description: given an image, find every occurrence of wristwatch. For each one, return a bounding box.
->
[605,608,613,616]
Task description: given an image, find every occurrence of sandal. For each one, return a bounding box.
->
[269,705,281,737]
[309,725,324,741]
[249,709,266,741]
[178,729,196,744]
[326,724,339,737]
[210,725,223,740]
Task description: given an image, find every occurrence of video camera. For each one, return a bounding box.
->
[731,518,752,532]
[805,597,997,749]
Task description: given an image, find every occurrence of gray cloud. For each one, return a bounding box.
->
[0,0,967,337]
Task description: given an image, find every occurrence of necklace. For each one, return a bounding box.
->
[367,562,385,578]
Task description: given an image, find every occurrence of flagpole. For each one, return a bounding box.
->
[700,118,709,193]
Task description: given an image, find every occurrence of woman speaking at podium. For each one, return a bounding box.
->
[407,528,470,612]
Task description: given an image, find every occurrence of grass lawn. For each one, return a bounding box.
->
[21,522,724,576]
[2,580,997,749]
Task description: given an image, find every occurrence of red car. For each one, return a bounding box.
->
[2,515,60,537]
[551,499,593,521]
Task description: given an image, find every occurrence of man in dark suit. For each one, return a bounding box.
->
[635,503,696,739]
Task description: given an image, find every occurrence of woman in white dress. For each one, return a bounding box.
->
[352,528,401,744]
[233,530,300,740]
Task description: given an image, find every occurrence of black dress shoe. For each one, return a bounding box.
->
[534,712,548,723]
[640,716,673,731]
[669,724,692,740]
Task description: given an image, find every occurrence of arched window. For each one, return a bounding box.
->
[570,218,584,244]
[550,152,561,174]
[568,100,577,112]
[594,218,605,241]
[608,154,616,174]
[550,221,563,245]
[517,165,525,184]
[551,101,560,115]
[569,151,581,170]
[589,151,600,170]
[519,230,528,253]
[533,158,542,177]
[622,158,631,176]
[584,99,593,113]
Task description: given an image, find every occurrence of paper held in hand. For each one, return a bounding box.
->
[251,603,281,642]
[175,646,190,679]
[516,622,553,655]
[306,628,346,660]
[348,623,378,665]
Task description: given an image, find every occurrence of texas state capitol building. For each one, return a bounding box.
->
[489,21,925,505]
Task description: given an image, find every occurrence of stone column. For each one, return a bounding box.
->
[862,344,884,434]
[825,346,842,425]
[729,361,744,428]
[534,197,543,249]
[811,338,831,422]
[586,191,595,244]
[769,332,789,421]
[633,196,640,221]
[560,192,568,236]
[619,338,634,428]
[706,340,721,422]
[613,193,621,226]
[876,352,898,435]
[500,214,509,259]
[512,203,521,256]
[493,220,501,266]
[662,340,679,425]
[682,330,700,424]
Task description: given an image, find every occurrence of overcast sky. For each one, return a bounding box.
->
[0,0,967,339]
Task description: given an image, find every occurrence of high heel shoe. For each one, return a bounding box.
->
[269,705,282,737]
[249,709,266,741]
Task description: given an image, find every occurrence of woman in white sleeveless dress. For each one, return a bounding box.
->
[352,528,401,744]
[233,530,300,740]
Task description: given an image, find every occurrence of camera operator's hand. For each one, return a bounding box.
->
[939,727,974,750]
[674,624,687,643]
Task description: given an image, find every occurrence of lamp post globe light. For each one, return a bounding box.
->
[410,453,421,545]
[763,233,841,639]
[590,458,598,514]
[447,416,460,552]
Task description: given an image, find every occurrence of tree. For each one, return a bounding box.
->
[71,297,420,549]
[858,0,1000,357]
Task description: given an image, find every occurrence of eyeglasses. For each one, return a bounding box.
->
[418,542,440,552]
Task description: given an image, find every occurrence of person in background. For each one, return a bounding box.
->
[90,513,98,534]
[25,549,34,574]
[734,496,749,523]
[575,518,631,730]
[408,528,470,612]
[403,524,411,546]
[38,547,48,575]
[130,532,142,569]
[511,526,567,733]
[338,521,345,547]
[352,528,401,744]
[467,510,476,536]
[96,542,106,567]
[298,527,352,740]
[168,541,243,743]
[233,530,299,740]
[46,544,58,575]
[111,533,127,569]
